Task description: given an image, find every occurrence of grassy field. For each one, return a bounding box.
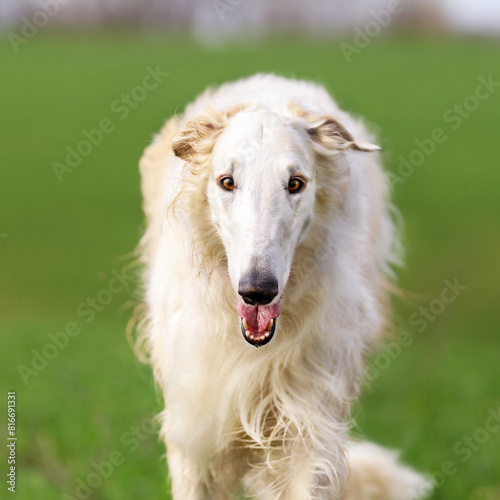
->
[1,33,499,499]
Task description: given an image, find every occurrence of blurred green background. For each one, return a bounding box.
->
[1,33,499,499]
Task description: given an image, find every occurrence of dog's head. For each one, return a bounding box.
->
[172,103,379,347]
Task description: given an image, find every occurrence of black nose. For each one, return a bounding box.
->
[238,273,279,306]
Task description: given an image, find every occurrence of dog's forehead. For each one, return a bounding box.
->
[213,109,312,171]
[227,109,288,134]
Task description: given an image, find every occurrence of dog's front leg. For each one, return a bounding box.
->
[166,445,214,500]
[248,445,347,500]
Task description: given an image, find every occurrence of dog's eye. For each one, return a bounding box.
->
[288,177,305,194]
[219,176,235,191]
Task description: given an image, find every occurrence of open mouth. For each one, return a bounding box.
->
[237,300,281,348]
[240,316,277,347]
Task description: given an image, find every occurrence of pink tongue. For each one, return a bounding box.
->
[237,300,281,334]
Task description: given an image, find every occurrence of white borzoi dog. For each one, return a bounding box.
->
[136,74,431,499]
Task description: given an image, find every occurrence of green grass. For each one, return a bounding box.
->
[1,33,499,499]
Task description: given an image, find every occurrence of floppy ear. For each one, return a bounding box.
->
[289,102,380,153]
[172,104,246,162]
[307,116,381,153]
[171,107,224,161]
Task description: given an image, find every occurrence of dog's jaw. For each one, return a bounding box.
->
[240,317,277,347]
[237,300,281,348]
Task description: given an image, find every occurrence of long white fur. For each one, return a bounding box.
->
[136,74,431,499]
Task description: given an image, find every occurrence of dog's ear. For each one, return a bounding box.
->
[289,102,380,153]
[172,105,246,162]
[307,117,381,153]
[171,106,224,161]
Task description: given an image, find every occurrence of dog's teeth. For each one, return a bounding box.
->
[266,319,274,331]
[242,318,248,330]
[264,331,270,338]
[259,335,265,341]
